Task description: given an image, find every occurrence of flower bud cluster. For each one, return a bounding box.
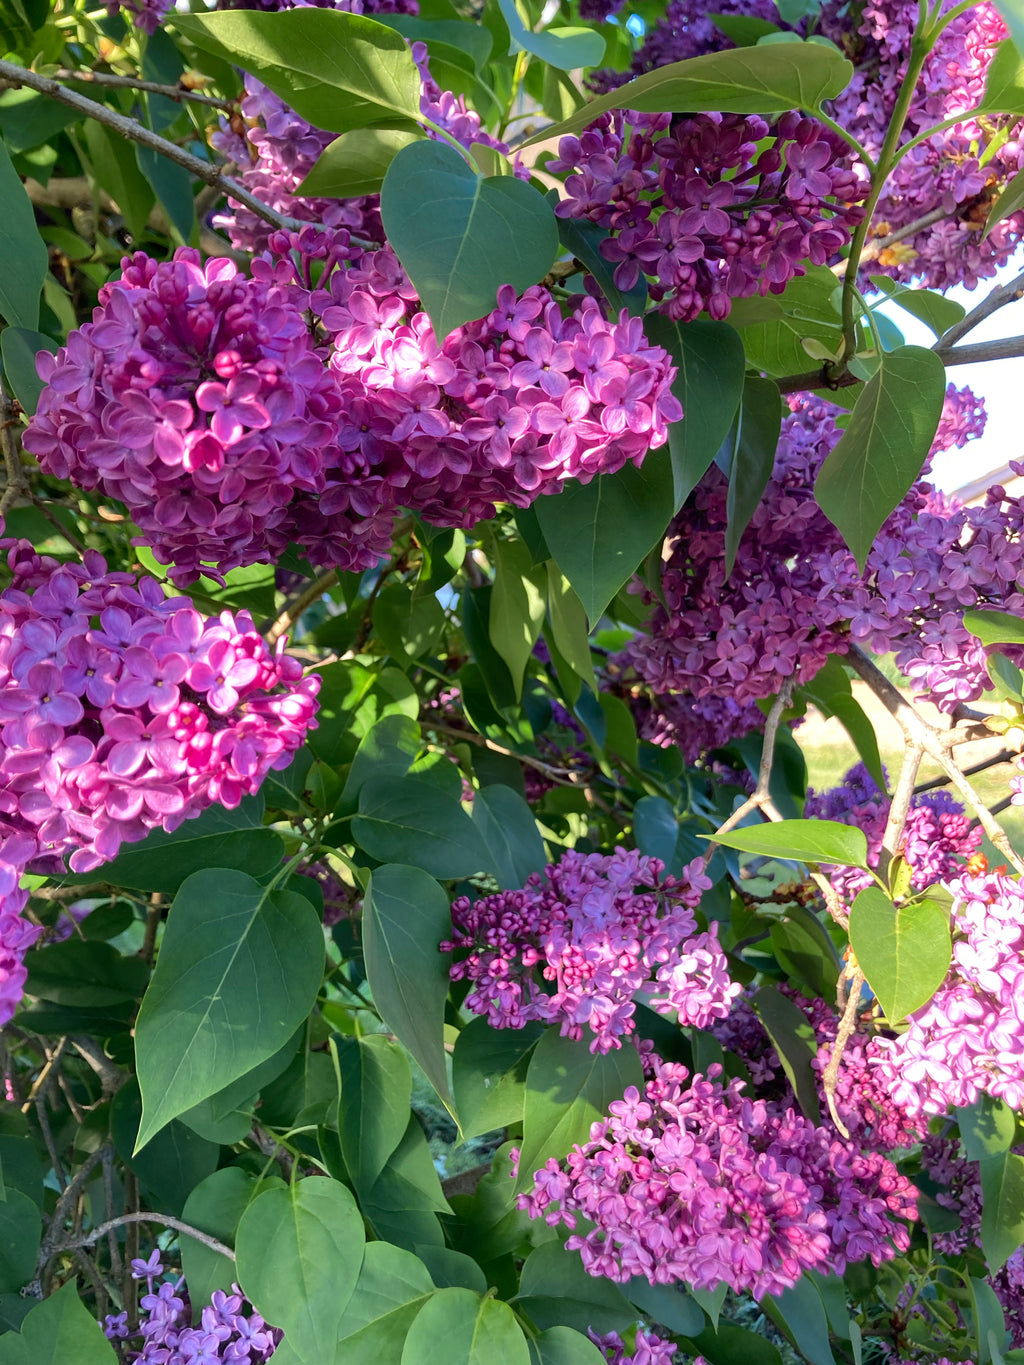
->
[804,763,981,906]
[872,870,1024,1116]
[547,109,866,321]
[104,1250,279,1362]
[444,848,738,1053]
[517,1059,918,1297]
[625,388,1015,744]
[0,539,319,1025]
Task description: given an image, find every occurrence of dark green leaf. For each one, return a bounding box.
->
[453,1016,546,1141]
[515,1242,636,1335]
[527,1328,612,1365]
[310,661,418,766]
[415,1247,486,1293]
[339,713,421,814]
[516,1028,643,1193]
[181,1167,269,1312]
[552,212,648,317]
[111,1081,220,1215]
[723,377,782,574]
[363,863,454,1108]
[752,985,821,1123]
[959,1096,1018,1163]
[761,1276,834,1365]
[644,316,746,509]
[402,1288,531,1365]
[179,1032,300,1144]
[0,1281,117,1365]
[462,584,517,711]
[982,38,1024,111]
[338,1035,412,1194]
[709,818,870,869]
[67,794,283,892]
[686,1323,783,1365]
[24,940,148,1007]
[0,1139,42,1210]
[0,91,81,154]
[769,911,842,1002]
[534,450,674,625]
[377,14,493,69]
[0,138,47,329]
[849,887,951,1024]
[135,147,196,243]
[134,869,325,1149]
[521,42,852,146]
[172,9,423,131]
[472,784,547,889]
[334,1241,436,1365]
[971,1275,1009,1365]
[373,583,446,663]
[0,1192,39,1295]
[709,13,782,44]
[868,276,965,338]
[495,0,604,69]
[964,608,1024,647]
[354,775,497,879]
[981,1152,1024,1273]
[727,266,845,377]
[797,656,885,791]
[815,345,946,571]
[381,139,558,340]
[490,538,547,697]
[236,1179,365,1364]
[363,1114,450,1221]
[299,126,421,198]
[545,567,596,693]
[82,122,155,240]
[0,328,58,417]
[623,1279,704,1336]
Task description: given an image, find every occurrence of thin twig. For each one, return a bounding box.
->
[36,1145,108,1280]
[914,746,1013,793]
[56,1212,236,1262]
[703,681,794,858]
[262,567,338,645]
[52,67,237,110]
[72,1036,125,1099]
[424,717,577,780]
[821,967,865,1139]
[878,743,924,883]
[0,375,29,519]
[846,644,1024,875]
[935,265,1024,350]
[31,498,90,555]
[935,336,1024,366]
[0,58,297,234]
[21,1036,69,1113]
[141,894,162,967]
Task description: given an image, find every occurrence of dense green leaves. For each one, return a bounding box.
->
[173,9,423,130]
[849,887,951,1024]
[453,1017,545,1140]
[472,784,547,889]
[0,1281,117,1365]
[236,1179,365,1363]
[338,1035,413,1194]
[134,869,325,1149]
[981,1152,1024,1274]
[709,818,870,868]
[339,713,421,813]
[353,775,497,878]
[334,1242,436,1365]
[24,940,147,1007]
[490,537,547,696]
[527,1327,607,1365]
[0,1192,39,1295]
[815,345,946,570]
[363,864,455,1108]
[644,316,746,508]
[722,377,783,574]
[534,451,674,625]
[523,43,851,146]
[402,1288,530,1365]
[516,1242,637,1335]
[0,138,46,329]
[515,1028,643,1193]
[381,140,558,339]
[180,1168,266,1310]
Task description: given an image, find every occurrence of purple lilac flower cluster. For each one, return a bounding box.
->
[107,0,173,33]
[548,110,866,322]
[312,243,682,527]
[803,763,981,906]
[714,988,928,1152]
[22,247,385,586]
[104,1250,279,1362]
[517,1059,918,1297]
[872,869,1024,1116]
[211,42,505,256]
[0,863,37,1029]
[0,538,319,1025]
[444,848,737,1053]
[590,0,1020,293]
[588,1327,693,1365]
[624,387,1019,745]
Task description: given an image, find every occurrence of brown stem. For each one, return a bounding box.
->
[821,967,865,1139]
[878,743,924,883]
[914,747,1013,792]
[703,681,793,857]
[56,1212,236,1262]
[262,567,338,645]
[51,67,236,110]
[936,336,1024,366]
[935,265,1024,350]
[72,1036,125,1099]
[0,376,29,519]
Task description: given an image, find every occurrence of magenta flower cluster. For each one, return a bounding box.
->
[444,848,738,1053]
[804,763,981,906]
[0,537,319,1025]
[104,1250,279,1362]
[624,387,1017,753]
[516,1058,918,1297]
[590,0,1021,293]
[548,109,866,321]
[0,863,37,1031]
[872,869,1024,1116]
[588,1327,691,1365]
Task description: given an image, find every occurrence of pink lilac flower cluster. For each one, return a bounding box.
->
[0,863,37,1029]
[547,108,866,322]
[310,240,682,526]
[623,386,1020,750]
[714,988,928,1152]
[803,763,981,906]
[588,1327,693,1365]
[104,1250,279,1362]
[211,42,505,256]
[22,246,390,586]
[872,870,1024,1116]
[517,1059,918,1297]
[107,0,173,33]
[0,538,319,1025]
[589,0,1020,292]
[443,848,738,1053]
